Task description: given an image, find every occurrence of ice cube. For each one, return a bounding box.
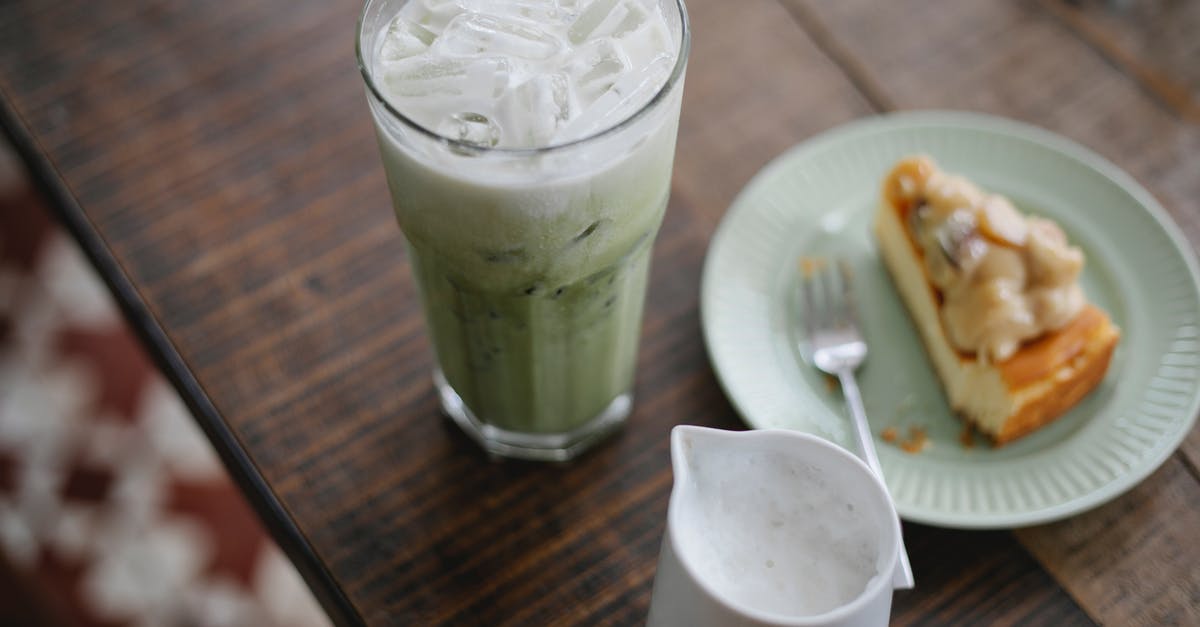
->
[407,0,467,31]
[378,16,436,62]
[569,0,618,43]
[382,56,511,101]
[617,8,673,60]
[436,112,502,147]
[436,13,562,60]
[460,0,571,22]
[568,0,652,44]
[501,73,575,146]
[555,53,671,141]
[564,37,631,105]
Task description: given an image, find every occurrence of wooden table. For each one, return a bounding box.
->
[2,0,1198,624]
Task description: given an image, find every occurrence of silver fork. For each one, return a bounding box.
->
[799,258,915,589]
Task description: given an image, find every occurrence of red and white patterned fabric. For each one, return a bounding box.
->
[0,145,331,627]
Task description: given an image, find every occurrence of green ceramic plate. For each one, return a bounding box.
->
[701,111,1200,529]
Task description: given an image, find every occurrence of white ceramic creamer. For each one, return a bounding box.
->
[646,426,906,627]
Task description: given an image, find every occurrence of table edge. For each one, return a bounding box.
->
[0,91,366,627]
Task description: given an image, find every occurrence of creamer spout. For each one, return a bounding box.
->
[669,425,733,489]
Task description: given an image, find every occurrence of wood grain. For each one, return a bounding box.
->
[0,0,1195,624]
[1040,0,1200,123]
[896,525,1096,626]
[671,0,875,230]
[1015,457,1200,626]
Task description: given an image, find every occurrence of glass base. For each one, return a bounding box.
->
[433,369,631,462]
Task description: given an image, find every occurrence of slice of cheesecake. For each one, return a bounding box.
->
[874,156,1119,445]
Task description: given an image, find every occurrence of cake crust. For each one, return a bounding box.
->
[992,315,1118,443]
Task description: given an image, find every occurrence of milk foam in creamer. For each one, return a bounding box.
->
[675,447,883,617]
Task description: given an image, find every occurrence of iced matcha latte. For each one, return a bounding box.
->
[357,0,689,460]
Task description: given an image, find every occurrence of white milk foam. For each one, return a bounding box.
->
[375,0,676,148]
[676,449,882,617]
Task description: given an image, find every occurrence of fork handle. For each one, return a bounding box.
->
[836,370,884,477]
[837,369,916,590]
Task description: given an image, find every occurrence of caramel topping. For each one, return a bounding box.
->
[883,155,1088,362]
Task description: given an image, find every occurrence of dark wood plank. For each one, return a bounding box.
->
[671,0,877,230]
[896,526,1096,627]
[1040,0,1200,123]
[791,0,1200,623]
[1015,457,1200,626]
[0,0,1177,624]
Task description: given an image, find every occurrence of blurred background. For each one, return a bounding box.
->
[0,141,330,627]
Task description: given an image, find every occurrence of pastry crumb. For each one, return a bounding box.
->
[882,425,928,454]
[900,426,928,453]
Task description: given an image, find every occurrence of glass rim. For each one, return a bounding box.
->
[355,0,691,157]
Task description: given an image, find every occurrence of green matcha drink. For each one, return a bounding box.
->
[357,0,690,460]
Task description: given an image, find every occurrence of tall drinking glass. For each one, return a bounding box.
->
[357,0,689,461]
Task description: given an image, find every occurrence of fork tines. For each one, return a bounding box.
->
[799,257,859,335]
